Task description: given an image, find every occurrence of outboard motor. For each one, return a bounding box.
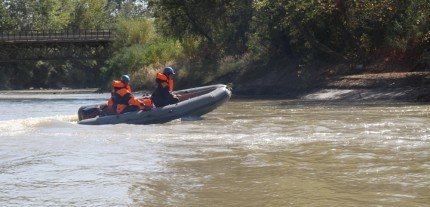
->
[78,105,102,121]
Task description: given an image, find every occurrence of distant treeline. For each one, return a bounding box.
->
[0,0,429,90]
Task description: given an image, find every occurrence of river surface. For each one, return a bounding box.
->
[0,93,429,207]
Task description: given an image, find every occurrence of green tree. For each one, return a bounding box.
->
[68,0,115,29]
[32,0,73,30]
[3,0,34,30]
[113,18,155,49]
[1,0,74,30]
[148,0,253,58]
[0,2,14,30]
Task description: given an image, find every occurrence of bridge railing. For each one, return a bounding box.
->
[0,29,115,43]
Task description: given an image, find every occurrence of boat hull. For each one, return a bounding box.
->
[78,84,231,125]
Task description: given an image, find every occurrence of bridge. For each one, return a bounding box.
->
[0,29,115,62]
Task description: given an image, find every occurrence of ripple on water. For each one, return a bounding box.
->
[1,99,429,206]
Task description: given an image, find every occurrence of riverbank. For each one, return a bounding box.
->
[302,71,430,101]
[0,88,100,95]
[227,68,430,102]
[2,71,429,102]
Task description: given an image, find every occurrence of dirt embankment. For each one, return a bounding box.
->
[303,72,430,101]
[222,60,430,101]
[0,88,100,95]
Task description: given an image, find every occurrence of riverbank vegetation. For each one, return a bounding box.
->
[0,0,429,93]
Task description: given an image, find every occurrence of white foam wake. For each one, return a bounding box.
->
[0,115,78,136]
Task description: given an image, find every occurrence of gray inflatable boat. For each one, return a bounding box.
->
[78,84,231,125]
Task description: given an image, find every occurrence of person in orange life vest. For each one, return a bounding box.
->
[107,75,151,114]
[151,67,180,107]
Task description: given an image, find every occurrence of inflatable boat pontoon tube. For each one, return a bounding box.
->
[78,84,231,125]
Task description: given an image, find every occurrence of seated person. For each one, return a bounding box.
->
[151,67,179,107]
[107,75,152,114]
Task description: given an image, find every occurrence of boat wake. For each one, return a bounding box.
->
[0,115,78,136]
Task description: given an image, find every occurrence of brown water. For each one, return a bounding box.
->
[0,94,429,206]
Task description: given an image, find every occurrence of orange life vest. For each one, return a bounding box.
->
[142,98,153,108]
[156,73,174,92]
[107,80,147,114]
[112,80,132,92]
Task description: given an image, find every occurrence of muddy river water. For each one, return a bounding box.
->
[0,93,429,206]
